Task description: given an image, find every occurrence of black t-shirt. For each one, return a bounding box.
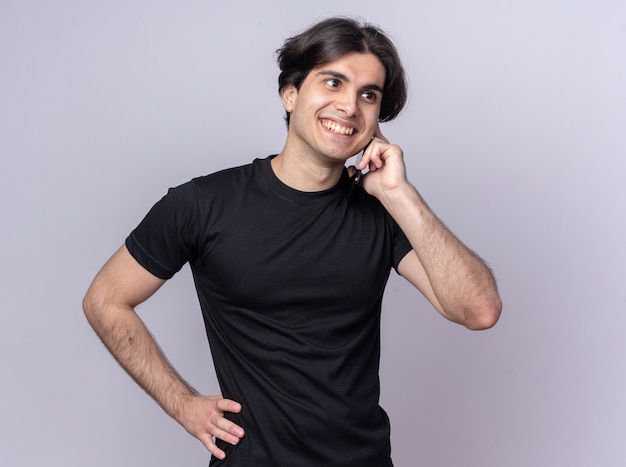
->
[126,156,412,466]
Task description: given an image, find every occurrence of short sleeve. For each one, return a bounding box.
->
[390,217,413,271]
[125,181,200,280]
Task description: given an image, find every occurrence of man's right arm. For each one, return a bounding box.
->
[82,245,245,460]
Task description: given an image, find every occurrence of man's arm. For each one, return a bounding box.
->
[356,131,502,330]
[83,245,245,460]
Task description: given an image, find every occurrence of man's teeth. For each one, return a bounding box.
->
[323,120,354,135]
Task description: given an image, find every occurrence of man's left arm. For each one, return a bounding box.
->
[356,131,502,330]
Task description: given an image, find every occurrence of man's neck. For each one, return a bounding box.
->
[270,149,345,192]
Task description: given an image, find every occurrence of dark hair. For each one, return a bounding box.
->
[276,17,407,127]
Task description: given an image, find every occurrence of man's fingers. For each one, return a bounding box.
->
[185,395,245,460]
[363,139,386,172]
[216,398,242,414]
[373,123,389,143]
[211,414,245,439]
[361,124,392,172]
[199,433,227,461]
[199,412,245,459]
[210,399,245,439]
[210,423,243,446]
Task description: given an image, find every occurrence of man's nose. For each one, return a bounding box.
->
[335,92,359,117]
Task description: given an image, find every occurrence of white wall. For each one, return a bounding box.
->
[1,1,624,465]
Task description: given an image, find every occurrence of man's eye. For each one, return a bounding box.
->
[326,79,340,88]
[361,91,377,101]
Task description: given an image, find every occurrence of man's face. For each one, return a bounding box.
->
[281,52,386,165]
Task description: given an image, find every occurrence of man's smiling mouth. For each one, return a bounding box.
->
[321,119,355,136]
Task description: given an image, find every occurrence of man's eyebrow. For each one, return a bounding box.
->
[315,70,384,94]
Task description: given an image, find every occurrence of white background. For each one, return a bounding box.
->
[1,1,625,465]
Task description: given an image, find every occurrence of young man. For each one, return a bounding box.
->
[83,17,501,466]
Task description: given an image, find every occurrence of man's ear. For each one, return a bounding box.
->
[281,85,297,112]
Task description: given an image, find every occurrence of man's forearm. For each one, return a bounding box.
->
[83,300,197,421]
[381,183,502,328]
[82,246,245,459]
